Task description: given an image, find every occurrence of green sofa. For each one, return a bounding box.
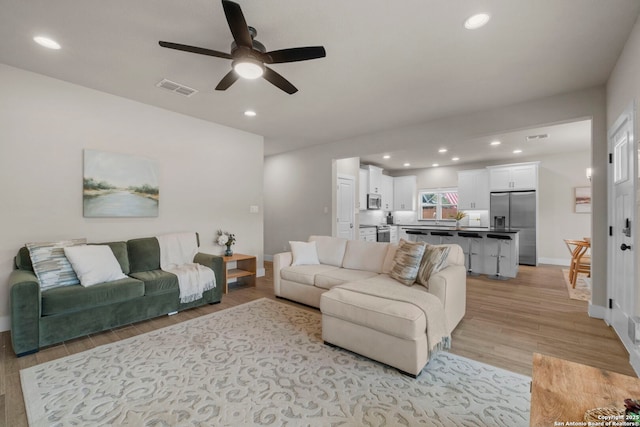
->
[9,235,223,356]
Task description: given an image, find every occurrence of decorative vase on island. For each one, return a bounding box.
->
[225,245,233,257]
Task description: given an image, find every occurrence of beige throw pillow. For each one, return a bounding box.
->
[390,239,426,286]
[416,244,450,288]
[289,241,320,266]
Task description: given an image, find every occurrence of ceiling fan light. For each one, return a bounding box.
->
[233,60,264,79]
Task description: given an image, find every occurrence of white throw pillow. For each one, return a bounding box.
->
[289,241,320,266]
[63,245,127,287]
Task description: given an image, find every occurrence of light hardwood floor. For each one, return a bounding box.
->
[1,262,634,426]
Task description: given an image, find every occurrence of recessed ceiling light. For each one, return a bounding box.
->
[244,110,257,117]
[403,162,411,167]
[513,149,522,154]
[452,157,460,161]
[490,140,501,146]
[383,155,391,159]
[432,163,439,167]
[438,148,447,153]
[33,36,61,50]
[464,13,491,30]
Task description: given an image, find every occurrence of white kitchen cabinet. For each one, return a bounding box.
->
[381,174,394,211]
[393,175,417,211]
[359,227,376,242]
[389,226,399,244]
[414,234,441,245]
[358,168,368,210]
[488,163,538,191]
[367,165,383,194]
[457,169,489,210]
[429,232,459,246]
[398,227,409,242]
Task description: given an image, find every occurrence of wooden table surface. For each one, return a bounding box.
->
[530,353,640,426]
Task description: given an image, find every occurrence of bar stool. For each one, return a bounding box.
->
[458,232,482,276]
[487,233,512,280]
[430,231,453,245]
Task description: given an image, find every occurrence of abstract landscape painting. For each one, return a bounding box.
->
[83,149,159,217]
[574,186,591,214]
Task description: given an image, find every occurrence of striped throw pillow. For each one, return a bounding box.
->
[416,244,450,288]
[390,239,427,286]
[26,239,87,291]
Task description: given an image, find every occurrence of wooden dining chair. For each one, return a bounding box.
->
[564,239,591,288]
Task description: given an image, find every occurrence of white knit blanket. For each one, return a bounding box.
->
[156,233,216,303]
[335,280,450,356]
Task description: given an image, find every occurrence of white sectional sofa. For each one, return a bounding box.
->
[273,235,467,376]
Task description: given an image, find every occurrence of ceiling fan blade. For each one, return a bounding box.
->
[159,41,232,60]
[266,46,326,64]
[222,0,253,48]
[263,67,298,94]
[215,70,240,91]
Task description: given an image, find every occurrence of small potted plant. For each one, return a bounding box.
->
[454,211,466,228]
[217,230,236,256]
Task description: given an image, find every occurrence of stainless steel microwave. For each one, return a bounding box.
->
[367,194,382,210]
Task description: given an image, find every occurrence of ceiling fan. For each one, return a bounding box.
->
[159,0,326,95]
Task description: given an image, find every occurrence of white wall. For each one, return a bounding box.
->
[0,64,264,331]
[264,86,608,307]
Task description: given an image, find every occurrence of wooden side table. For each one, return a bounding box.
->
[530,353,640,426]
[221,253,256,294]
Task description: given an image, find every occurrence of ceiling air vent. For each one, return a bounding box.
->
[156,79,198,97]
[526,133,549,141]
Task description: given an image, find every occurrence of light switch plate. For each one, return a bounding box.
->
[249,205,259,214]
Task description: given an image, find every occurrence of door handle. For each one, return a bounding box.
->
[350,223,353,228]
[623,218,632,237]
[621,243,632,251]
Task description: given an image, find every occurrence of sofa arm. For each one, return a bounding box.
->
[427,264,466,334]
[193,252,224,299]
[9,270,41,356]
[273,252,292,296]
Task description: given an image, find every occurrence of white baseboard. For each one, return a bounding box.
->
[588,303,607,320]
[0,315,10,332]
[538,257,570,266]
[264,254,274,262]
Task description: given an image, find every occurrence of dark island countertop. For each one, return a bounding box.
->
[400,226,520,234]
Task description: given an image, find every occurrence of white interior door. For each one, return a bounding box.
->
[608,103,636,349]
[337,175,355,240]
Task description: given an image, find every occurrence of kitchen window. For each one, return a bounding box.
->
[418,189,459,221]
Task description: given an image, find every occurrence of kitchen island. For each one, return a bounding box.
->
[399,225,520,278]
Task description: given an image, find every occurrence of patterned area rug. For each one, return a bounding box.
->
[562,268,592,301]
[21,298,531,426]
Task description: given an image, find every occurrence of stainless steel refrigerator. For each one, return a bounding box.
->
[490,190,536,265]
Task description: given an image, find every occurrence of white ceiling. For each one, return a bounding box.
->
[1,0,638,161]
[360,119,592,171]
